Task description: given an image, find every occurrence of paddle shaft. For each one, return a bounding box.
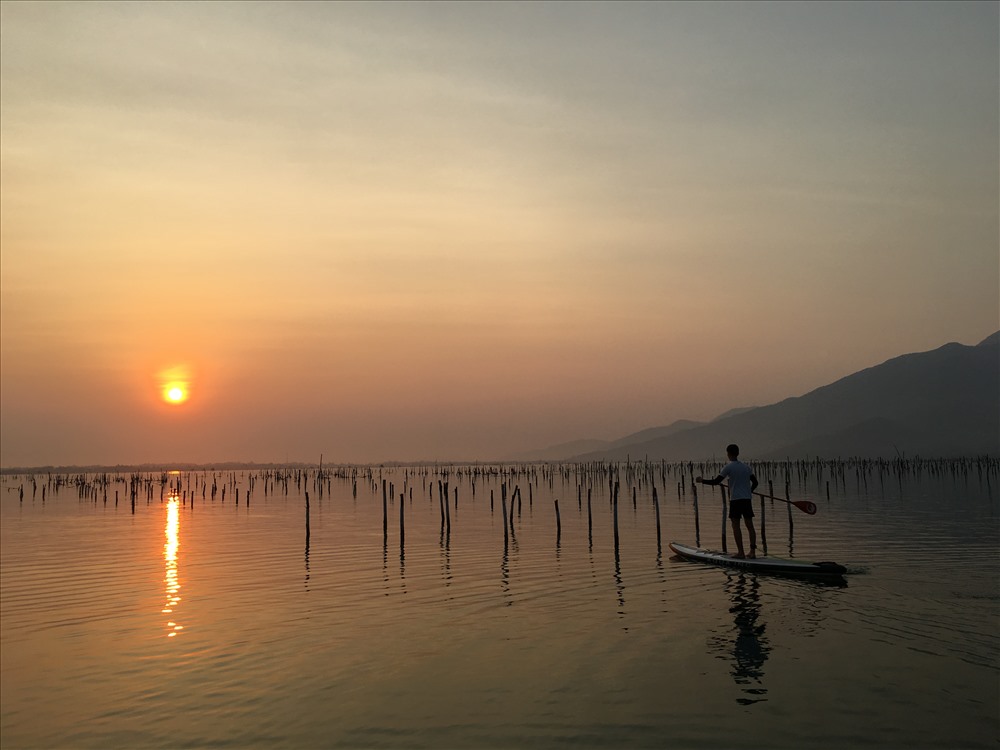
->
[696,478,818,514]
[752,491,817,515]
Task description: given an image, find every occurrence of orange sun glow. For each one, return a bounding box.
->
[158,365,192,406]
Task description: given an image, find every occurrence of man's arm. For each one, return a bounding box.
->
[750,473,759,493]
[696,475,725,486]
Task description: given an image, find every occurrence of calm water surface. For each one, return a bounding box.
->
[1,464,997,749]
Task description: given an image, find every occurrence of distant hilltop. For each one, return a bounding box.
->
[516,332,1000,462]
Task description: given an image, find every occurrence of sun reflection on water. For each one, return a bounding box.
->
[163,495,183,637]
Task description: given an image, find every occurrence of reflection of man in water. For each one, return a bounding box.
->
[710,573,770,705]
[731,574,768,703]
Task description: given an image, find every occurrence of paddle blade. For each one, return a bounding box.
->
[794,500,818,515]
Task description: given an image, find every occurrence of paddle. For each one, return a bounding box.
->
[752,491,817,515]
[696,477,818,514]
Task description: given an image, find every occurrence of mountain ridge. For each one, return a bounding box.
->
[554,332,999,462]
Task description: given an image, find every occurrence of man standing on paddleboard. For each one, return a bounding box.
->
[696,444,759,559]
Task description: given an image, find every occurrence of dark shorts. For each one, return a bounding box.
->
[729,498,754,521]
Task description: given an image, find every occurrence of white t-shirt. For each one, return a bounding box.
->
[719,460,755,501]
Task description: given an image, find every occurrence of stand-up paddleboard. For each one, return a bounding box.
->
[668,542,847,579]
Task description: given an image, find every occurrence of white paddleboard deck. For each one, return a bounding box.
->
[669,542,847,578]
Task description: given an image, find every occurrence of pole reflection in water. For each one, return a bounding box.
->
[304,493,311,593]
[709,573,770,705]
[162,495,184,638]
[613,547,626,620]
[500,539,512,607]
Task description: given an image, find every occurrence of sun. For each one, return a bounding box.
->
[157,365,194,408]
[163,383,189,405]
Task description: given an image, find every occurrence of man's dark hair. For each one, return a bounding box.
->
[727,444,740,456]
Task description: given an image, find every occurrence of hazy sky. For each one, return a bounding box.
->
[2,1,997,466]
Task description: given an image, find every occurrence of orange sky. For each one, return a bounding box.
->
[1,2,997,466]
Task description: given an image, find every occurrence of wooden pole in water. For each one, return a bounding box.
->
[692,480,700,547]
[399,493,405,550]
[759,495,768,556]
[613,481,620,551]
[587,487,593,548]
[501,492,509,545]
[785,484,793,536]
[652,485,661,554]
[444,481,451,532]
[721,484,728,554]
[554,499,561,543]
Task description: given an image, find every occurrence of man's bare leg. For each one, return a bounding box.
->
[746,520,757,558]
[730,519,746,558]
